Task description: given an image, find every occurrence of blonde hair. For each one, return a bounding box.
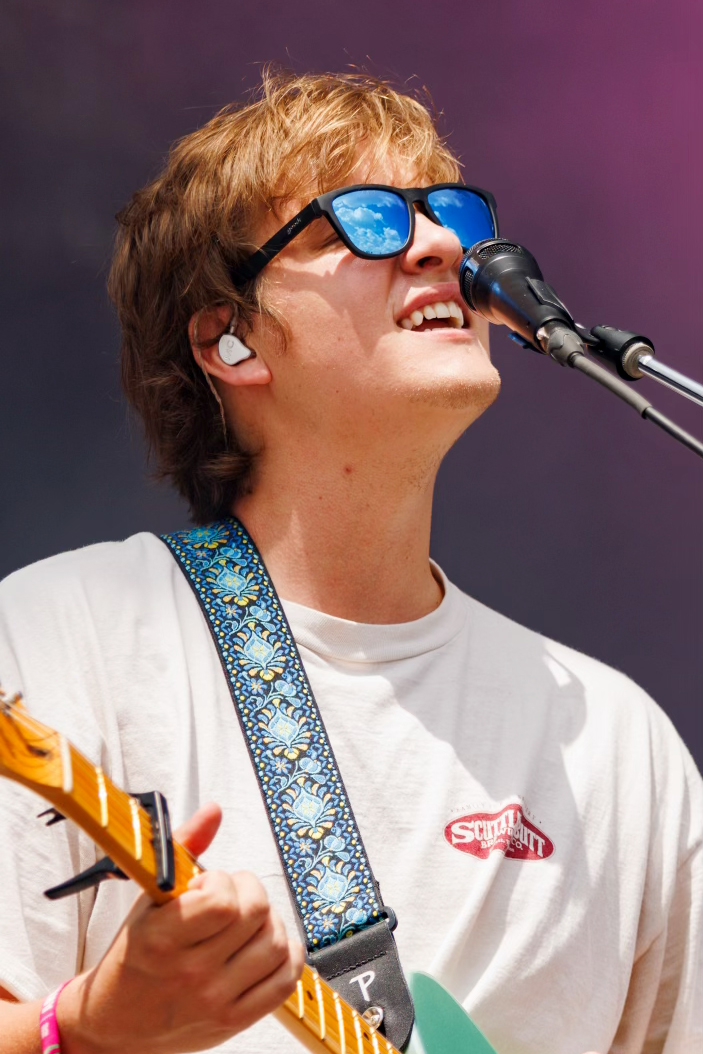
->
[109,69,462,522]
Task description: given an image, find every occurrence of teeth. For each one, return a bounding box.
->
[400,299,465,331]
[448,301,464,328]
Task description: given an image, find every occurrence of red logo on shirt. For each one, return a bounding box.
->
[444,804,554,860]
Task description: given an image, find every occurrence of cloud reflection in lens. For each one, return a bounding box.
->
[426,188,495,250]
[332,190,410,255]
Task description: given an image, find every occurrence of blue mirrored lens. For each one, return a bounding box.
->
[426,188,495,250]
[332,189,410,256]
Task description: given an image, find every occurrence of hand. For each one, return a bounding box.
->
[58,802,305,1054]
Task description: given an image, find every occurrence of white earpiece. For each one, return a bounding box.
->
[218,327,255,366]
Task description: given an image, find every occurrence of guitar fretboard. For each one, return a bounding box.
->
[281,963,397,1054]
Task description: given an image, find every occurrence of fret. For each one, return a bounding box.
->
[313,970,327,1041]
[341,994,361,1054]
[331,989,346,1054]
[353,1005,365,1054]
[325,988,352,1052]
[95,766,108,827]
[293,977,305,1019]
[298,968,324,1039]
[339,995,363,1054]
[129,796,143,860]
[58,733,73,793]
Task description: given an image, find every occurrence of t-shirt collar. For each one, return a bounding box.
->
[280,562,468,664]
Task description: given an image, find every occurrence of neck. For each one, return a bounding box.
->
[233,443,443,624]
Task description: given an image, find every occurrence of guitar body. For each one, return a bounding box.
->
[407,973,497,1054]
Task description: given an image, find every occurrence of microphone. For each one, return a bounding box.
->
[458,239,703,461]
[458,239,582,359]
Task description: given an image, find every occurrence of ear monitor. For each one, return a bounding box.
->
[218,329,255,366]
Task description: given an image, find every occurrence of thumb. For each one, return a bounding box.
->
[173,801,223,858]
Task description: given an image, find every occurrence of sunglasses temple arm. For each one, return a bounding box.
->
[229,201,321,286]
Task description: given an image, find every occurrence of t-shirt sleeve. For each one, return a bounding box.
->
[0,557,107,1000]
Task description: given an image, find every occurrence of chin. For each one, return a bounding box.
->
[405,360,502,414]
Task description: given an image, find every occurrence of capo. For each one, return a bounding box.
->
[38,807,66,826]
[43,788,175,899]
[45,855,128,899]
[132,791,175,892]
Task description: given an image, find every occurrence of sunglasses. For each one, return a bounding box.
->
[229,183,499,287]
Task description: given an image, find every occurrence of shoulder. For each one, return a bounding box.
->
[0,533,190,698]
[449,574,666,717]
[0,532,176,611]
[448,576,702,831]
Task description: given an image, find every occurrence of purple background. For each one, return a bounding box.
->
[1,0,701,767]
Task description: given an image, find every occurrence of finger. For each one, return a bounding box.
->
[174,801,223,857]
[228,937,306,1032]
[219,909,294,999]
[144,870,269,950]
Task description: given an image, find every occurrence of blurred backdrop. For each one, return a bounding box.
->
[1,0,701,767]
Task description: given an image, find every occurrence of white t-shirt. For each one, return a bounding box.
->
[0,533,700,1054]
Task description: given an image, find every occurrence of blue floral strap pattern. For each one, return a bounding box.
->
[160,518,386,950]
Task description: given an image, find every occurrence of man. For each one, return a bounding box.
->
[0,71,700,1054]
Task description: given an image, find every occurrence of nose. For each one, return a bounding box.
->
[399,209,463,276]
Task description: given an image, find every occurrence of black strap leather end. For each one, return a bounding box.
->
[309,920,415,1051]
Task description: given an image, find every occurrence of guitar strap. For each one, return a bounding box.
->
[161,518,415,1050]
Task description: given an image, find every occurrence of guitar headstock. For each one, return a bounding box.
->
[0,686,68,796]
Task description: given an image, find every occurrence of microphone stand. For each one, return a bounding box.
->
[634,357,703,408]
[529,322,703,460]
[573,323,703,409]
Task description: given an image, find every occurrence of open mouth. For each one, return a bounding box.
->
[398,299,466,331]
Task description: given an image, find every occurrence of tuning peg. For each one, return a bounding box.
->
[37,807,66,826]
[44,856,128,900]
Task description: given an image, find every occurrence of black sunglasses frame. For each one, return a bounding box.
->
[229,183,499,287]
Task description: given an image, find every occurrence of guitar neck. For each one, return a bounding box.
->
[0,693,400,1054]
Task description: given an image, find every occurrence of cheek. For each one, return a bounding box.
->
[267,269,391,361]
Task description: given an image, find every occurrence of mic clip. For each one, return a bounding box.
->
[587,325,655,380]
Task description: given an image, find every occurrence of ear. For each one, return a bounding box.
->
[188,306,272,388]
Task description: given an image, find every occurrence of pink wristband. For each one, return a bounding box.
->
[40,981,70,1054]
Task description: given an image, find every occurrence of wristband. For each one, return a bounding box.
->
[40,981,70,1054]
